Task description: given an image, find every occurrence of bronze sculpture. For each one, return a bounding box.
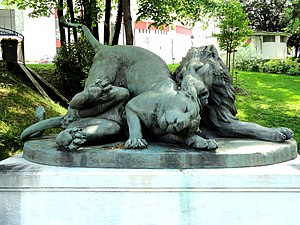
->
[20,19,293,152]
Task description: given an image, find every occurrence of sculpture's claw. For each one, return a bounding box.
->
[272,127,293,142]
[206,139,218,150]
[88,79,115,102]
[125,138,148,149]
[185,135,217,151]
[55,128,87,151]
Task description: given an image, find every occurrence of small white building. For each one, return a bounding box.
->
[249,31,289,59]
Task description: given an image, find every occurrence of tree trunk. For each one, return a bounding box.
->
[91,0,99,40]
[57,0,66,45]
[67,27,71,44]
[82,0,99,41]
[82,0,92,28]
[225,50,229,67]
[232,49,236,82]
[227,51,231,72]
[122,0,133,45]
[112,0,123,45]
[296,45,300,58]
[92,24,99,41]
[67,0,78,42]
[104,0,112,45]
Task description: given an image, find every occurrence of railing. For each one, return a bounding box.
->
[0,26,24,40]
[0,26,25,63]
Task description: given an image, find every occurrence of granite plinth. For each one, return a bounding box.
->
[22,137,298,168]
[1,154,300,225]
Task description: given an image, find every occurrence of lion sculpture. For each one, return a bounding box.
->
[20,19,293,151]
[174,45,293,142]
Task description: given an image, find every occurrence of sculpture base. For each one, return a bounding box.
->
[1,154,300,225]
[22,137,298,168]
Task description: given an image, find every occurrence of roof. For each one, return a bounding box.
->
[249,31,290,37]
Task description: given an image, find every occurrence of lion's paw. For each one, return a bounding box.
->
[271,127,294,142]
[55,128,87,151]
[185,135,218,151]
[125,138,148,149]
[206,139,218,150]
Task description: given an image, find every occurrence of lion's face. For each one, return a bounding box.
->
[157,91,200,135]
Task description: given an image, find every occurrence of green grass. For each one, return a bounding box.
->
[26,63,55,71]
[234,71,300,146]
[0,63,66,160]
[26,63,62,92]
[168,63,180,73]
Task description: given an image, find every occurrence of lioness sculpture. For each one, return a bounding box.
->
[20,19,217,151]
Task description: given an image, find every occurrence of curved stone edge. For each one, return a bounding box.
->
[22,137,298,169]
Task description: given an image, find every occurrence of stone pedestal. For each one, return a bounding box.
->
[23,137,298,168]
[1,150,300,225]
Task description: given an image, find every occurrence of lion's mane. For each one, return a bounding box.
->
[173,45,238,128]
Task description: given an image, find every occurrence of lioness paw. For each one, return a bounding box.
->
[55,128,87,151]
[125,138,148,149]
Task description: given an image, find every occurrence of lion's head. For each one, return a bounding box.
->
[173,45,238,128]
[156,90,201,135]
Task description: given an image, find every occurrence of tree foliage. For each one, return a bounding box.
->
[1,0,134,45]
[240,0,290,32]
[215,0,251,52]
[136,0,220,27]
[241,0,300,58]
[53,36,95,100]
[1,0,105,41]
[214,0,251,75]
[285,0,300,58]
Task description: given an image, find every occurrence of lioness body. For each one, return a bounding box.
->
[85,32,210,149]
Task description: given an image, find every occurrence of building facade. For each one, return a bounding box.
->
[249,32,289,59]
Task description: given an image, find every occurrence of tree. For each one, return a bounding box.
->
[112,0,123,45]
[137,0,251,77]
[104,0,112,44]
[122,0,133,45]
[241,0,300,58]
[240,0,289,32]
[1,0,102,41]
[2,0,134,46]
[214,0,251,77]
[136,0,218,27]
[284,0,300,58]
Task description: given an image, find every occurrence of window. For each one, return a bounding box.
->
[280,36,287,43]
[263,36,275,42]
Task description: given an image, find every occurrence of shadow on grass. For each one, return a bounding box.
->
[0,84,66,161]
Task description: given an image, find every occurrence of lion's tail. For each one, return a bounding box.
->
[20,116,64,141]
[60,16,102,50]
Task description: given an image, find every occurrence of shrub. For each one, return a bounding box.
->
[285,58,300,76]
[235,45,300,75]
[235,44,263,72]
[258,58,300,75]
[53,36,95,100]
[259,59,283,73]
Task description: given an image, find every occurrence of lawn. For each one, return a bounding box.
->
[0,63,66,160]
[234,71,300,146]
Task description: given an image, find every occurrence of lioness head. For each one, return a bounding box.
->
[157,91,200,135]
